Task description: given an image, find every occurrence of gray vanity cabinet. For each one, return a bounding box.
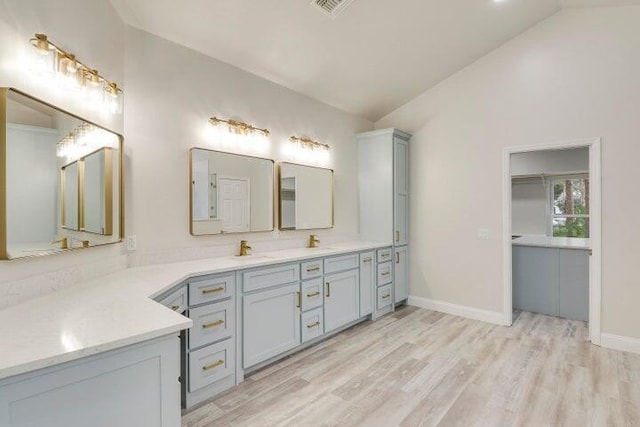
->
[359,252,375,316]
[358,128,411,308]
[324,269,360,333]
[242,264,301,369]
[323,254,360,334]
[243,284,301,368]
[394,246,409,302]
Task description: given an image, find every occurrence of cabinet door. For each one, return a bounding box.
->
[243,283,301,368]
[394,246,409,302]
[558,249,589,321]
[512,246,559,317]
[324,269,360,333]
[359,252,374,316]
[394,138,409,246]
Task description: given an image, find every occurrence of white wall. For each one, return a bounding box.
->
[123,27,371,265]
[377,7,640,340]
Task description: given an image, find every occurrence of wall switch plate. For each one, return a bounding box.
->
[126,235,137,251]
[477,229,489,240]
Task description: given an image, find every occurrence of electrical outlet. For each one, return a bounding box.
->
[477,229,489,240]
[126,235,137,251]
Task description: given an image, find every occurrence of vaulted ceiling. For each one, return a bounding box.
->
[109,0,640,121]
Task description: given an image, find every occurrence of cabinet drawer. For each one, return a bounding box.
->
[301,307,324,343]
[377,248,393,263]
[377,262,393,286]
[189,299,234,350]
[324,253,359,275]
[301,278,324,312]
[301,260,323,280]
[189,274,235,306]
[377,284,393,310]
[243,264,300,293]
[158,286,186,313]
[188,339,234,393]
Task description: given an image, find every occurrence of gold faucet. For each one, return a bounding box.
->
[239,240,252,256]
[308,234,320,248]
[52,237,68,250]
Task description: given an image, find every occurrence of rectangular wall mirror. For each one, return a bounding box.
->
[1,88,123,259]
[189,148,274,235]
[279,162,333,230]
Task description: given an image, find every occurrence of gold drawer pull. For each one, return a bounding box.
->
[382,294,390,299]
[396,231,400,242]
[362,257,372,263]
[202,286,225,295]
[171,305,181,311]
[202,359,224,371]
[307,291,320,298]
[307,321,320,328]
[381,253,390,258]
[202,319,224,329]
[382,271,390,276]
[306,266,320,272]
[326,282,331,298]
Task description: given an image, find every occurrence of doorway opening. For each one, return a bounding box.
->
[502,138,601,345]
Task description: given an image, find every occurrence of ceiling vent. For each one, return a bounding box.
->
[311,0,356,18]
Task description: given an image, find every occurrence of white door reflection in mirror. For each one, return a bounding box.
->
[219,178,250,232]
[190,148,274,236]
[279,163,333,230]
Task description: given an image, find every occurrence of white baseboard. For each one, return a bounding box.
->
[600,333,640,355]
[408,296,505,325]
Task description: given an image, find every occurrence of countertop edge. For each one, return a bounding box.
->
[0,318,193,381]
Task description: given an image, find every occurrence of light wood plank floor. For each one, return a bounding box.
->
[182,307,640,427]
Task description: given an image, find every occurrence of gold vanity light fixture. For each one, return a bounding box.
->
[56,123,118,160]
[289,135,330,165]
[209,116,270,137]
[29,33,123,114]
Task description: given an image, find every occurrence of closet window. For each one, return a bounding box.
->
[550,176,589,238]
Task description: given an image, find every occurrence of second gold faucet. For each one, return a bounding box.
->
[239,240,252,256]
[308,234,320,248]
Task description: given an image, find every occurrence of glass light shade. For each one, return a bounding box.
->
[103,84,123,114]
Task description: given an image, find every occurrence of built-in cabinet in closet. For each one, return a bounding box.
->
[358,128,411,312]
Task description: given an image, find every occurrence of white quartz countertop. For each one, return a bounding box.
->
[511,235,590,250]
[0,241,387,380]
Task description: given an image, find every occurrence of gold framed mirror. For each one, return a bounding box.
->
[189,148,274,235]
[0,88,124,259]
